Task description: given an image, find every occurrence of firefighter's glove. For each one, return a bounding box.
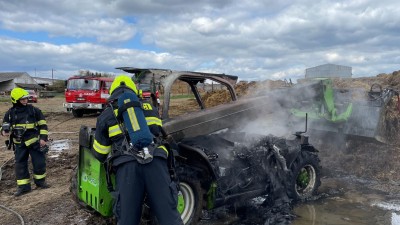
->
[40,145,49,154]
[163,134,175,144]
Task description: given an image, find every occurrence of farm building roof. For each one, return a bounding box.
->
[0,72,27,82]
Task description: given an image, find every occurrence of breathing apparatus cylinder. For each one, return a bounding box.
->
[117,92,153,150]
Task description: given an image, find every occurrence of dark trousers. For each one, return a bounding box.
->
[113,157,183,225]
[15,143,46,187]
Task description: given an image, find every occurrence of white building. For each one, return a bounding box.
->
[0,72,43,93]
[305,64,352,79]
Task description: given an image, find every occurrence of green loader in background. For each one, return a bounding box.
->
[284,78,399,143]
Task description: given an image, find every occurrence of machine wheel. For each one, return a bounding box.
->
[287,151,321,202]
[176,167,205,225]
[72,109,84,118]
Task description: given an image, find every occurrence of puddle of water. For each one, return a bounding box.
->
[293,198,400,225]
[198,196,400,225]
[392,213,400,224]
[198,176,400,225]
[372,200,400,212]
[50,139,71,152]
[48,139,72,158]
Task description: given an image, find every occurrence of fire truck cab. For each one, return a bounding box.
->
[63,76,114,117]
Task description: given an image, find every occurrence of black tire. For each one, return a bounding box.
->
[72,109,84,118]
[141,169,204,225]
[287,151,321,202]
[176,167,205,225]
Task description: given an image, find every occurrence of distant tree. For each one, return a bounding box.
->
[78,70,89,76]
[102,73,115,77]
[78,70,114,77]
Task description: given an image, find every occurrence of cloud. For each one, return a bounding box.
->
[0,0,399,80]
[0,37,193,79]
[0,1,138,43]
[190,17,235,35]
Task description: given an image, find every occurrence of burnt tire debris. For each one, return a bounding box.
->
[178,132,321,224]
[287,151,321,202]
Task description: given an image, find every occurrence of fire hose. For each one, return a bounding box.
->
[0,204,25,225]
[0,147,24,225]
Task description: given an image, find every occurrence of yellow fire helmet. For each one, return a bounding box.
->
[109,75,138,95]
[11,87,29,104]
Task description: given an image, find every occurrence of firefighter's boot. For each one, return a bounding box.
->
[14,184,31,197]
[35,179,50,189]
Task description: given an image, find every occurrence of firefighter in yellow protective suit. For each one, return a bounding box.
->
[91,75,183,225]
[1,87,49,196]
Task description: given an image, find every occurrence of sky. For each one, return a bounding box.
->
[0,0,399,81]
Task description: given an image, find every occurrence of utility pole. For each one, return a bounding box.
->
[52,69,54,84]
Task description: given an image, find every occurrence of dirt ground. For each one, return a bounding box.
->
[0,72,400,224]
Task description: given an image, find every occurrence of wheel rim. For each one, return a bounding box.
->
[179,182,196,224]
[295,164,316,197]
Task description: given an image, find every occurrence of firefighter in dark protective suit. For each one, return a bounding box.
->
[92,75,183,225]
[1,87,49,196]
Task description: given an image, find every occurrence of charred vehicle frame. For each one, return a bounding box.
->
[71,67,322,224]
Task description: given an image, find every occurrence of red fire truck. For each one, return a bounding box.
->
[63,76,114,117]
[138,83,160,106]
